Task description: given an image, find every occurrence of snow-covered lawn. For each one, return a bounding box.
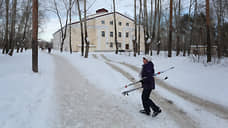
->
[0,50,56,128]
[1,50,228,128]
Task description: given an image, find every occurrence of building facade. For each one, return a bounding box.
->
[52,8,144,52]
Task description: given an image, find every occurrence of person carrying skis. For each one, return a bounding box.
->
[140,56,162,117]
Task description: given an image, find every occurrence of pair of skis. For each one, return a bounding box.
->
[122,66,174,96]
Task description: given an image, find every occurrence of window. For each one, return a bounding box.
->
[126,23,129,26]
[101,20,105,24]
[110,42,113,48]
[118,42,121,48]
[118,32,121,37]
[126,32,129,38]
[110,32,113,37]
[118,21,122,26]
[110,21,113,25]
[101,31,105,37]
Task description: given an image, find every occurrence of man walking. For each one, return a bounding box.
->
[140,56,161,117]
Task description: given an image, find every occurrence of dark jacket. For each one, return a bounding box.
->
[141,61,155,89]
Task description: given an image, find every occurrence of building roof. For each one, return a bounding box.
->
[53,11,134,35]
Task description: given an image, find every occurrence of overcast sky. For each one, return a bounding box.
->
[39,0,147,41]
[39,0,188,42]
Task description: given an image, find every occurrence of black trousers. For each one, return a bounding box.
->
[142,88,160,113]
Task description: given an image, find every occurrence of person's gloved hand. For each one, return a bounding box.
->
[140,79,144,84]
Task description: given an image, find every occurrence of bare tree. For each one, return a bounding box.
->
[168,0,173,57]
[138,0,142,55]
[186,0,193,56]
[212,0,225,59]
[133,0,137,56]
[143,0,149,54]
[113,0,118,54]
[21,0,32,52]
[15,0,32,53]
[75,0,84,56]
[150,0,158,56]
[32,0,38,72]
[52,0,69,52]
[2,0,9,54]
[175,0,181,56]
[69,0,73,54]
[8,0,18,56]
[156,0,161,55]
[84,0,89,58]
[205,0,211,62]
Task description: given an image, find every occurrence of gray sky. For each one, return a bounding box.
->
[39,0,189,42]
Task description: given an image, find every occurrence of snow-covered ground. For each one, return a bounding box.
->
[1,50,228,128]
[97,52,228,108]
[0,50,56,128]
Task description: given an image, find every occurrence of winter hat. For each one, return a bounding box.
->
[143,55,152,61]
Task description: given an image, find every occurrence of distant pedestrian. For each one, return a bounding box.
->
[48,47,51,53]
[140,56,161,117]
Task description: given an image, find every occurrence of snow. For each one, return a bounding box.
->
[53,51,179,128]
[1,50,228,128]
[0,50,56,128]
[100,52,228,108]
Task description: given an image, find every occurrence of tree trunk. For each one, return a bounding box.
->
[187,0,193,56]
[21,0,31,53]
[76,0,84,56]
[176,0,181,56]
[53,0,69,52]
[168,0,173,57]
[84,0,89,58]
[8,0,18,56]
[69,0,72,54]
[32,0,38,72]
[206,0,211,62]
[183,35,186,56]
[152,0,157,44]
[213,0,222,59]
[133,0,137,57]
[144,0,149,55]
[2,0,9,54]
[113,0,118,54]
[157,0,161,55]
[138,0,142,55]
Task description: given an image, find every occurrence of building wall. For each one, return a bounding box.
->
[52,12,145,52]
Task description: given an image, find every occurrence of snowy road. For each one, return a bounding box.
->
[51,52,228,128]
[53,54,177,128]
[98,54,228,128]
[99,54,228,117]
[98,54,198,128]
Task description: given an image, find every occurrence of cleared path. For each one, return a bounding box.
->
[53,54,157,128]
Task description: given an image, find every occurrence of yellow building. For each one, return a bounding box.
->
[52,8,144,52]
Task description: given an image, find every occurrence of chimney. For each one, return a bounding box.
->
[96,8,108,14]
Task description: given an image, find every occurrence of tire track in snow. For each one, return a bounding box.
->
[96,54,198,128]
[53,54,155,128]
[100,54,228,120]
